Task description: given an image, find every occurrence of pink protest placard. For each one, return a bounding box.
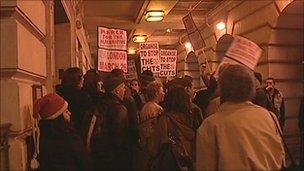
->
[98,49,127,72]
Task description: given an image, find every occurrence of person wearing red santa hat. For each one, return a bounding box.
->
[31,93,92,170]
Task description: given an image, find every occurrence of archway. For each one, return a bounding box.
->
[268,0,303,163]
[185,51,200,90]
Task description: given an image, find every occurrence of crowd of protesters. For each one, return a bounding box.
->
[31,63,303,170]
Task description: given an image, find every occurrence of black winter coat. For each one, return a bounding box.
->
[38,120,92,170]
[56,85,91,134]
[90,93,132,170]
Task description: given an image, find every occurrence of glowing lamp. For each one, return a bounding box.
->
[132,35,147,43]
[216,22,226,30]
[145,10,164,22]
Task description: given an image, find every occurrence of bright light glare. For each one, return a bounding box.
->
[216,22,226,30]
[185,42,192,49]
[145,10,164,22]
[133,35,147,43]
[128,48,137,54]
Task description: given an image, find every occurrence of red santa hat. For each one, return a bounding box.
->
[33,93,68,120]
[31,93,68,169]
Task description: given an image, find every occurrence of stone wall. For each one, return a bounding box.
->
[0,0,93,170]
[176,0,302,162]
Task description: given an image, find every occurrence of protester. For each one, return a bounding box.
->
[31,93,91,170]
[160,85,197,170]
[135,82,164,170]
[110,69,139,159]
[196,64,285,170]
[80,69,105,145]
[56,67,90,134]
[166,77,203,130]
[82,69,104,108]
[193,64,217,117]
[140,70,156,103]
[264,77,286,128]
[130,78,144,111]
[89,75,132,170]
[252,72,269,108]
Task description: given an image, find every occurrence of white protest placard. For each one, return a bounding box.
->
[97,49,127,72]
[182,13,206,51]
[182,13,196,34]
[159,49,177,77]
[224,36,262,70]
[98,27,127,50]
[214,36,262,77]
[139,42,160,73]
[125,59,138,80]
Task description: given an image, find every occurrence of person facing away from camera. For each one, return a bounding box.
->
[82,69,105,109]
[165,77,203,130]
[89,75,133,170]
[55,67,90,134]
[135,82,165,170]
[196,64,285,170]
[31,93,92,171]
[159,85,197,170]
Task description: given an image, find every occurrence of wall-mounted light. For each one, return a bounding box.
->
[133,35,147,43]
[128,48,137,54]
[216,22,226,30]
[185,42,192,49]
[145,10,164,22]
[166,28,172,33]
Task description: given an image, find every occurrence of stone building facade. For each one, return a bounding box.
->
[0,0,92,170]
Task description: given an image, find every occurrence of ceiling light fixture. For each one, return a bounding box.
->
[132,35,147,43]
[128,48,137,54]
[216,22,226,30]
[145,10,164,22]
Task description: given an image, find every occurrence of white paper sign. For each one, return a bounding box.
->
[224,36,262,70]
[97,49,127,72]
[98,27,127,50]
[182,13,206,50]
[126,59,138,80]
[159,49,177,77]
[139,42,160,73]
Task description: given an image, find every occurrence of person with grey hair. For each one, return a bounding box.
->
[196,64,285,170]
